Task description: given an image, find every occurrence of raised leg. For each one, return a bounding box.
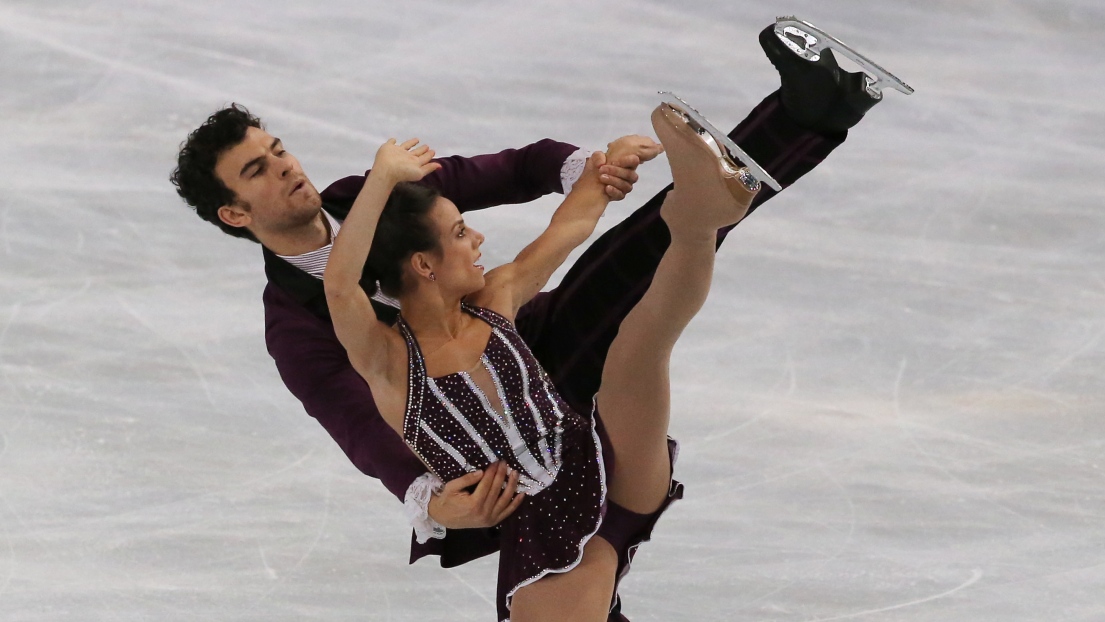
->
[516,91,845,418]
[507,107,765,622]
[518,21,900,415]
[595,106,758,514]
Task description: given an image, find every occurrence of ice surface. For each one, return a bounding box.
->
[2,1,1105,620]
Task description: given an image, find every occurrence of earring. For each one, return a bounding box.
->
[429,272,436,282]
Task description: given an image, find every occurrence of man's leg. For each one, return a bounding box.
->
[517,88,846,414]
[517,18,903,413]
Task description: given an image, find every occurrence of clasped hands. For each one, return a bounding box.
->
[596,134,664,200]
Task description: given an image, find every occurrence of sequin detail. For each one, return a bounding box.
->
[398,304,575,489]
[494,328,563,470]
[459,365,554,493]
[396,304,606,621]
[418,420,475,474]
[426,377,501,467]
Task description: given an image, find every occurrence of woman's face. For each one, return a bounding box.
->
[424,197,486,294]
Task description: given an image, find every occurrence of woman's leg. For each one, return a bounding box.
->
[515,90,844,417]
[597,105,759,514]
[511,107,760,621]
[509,536,619,622]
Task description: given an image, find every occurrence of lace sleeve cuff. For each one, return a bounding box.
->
[559,148,594,193]
[405,472,447,544]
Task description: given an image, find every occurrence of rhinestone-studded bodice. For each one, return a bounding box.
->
[398,303,582,494]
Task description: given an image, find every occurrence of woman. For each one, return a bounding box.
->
[324,105,759,622]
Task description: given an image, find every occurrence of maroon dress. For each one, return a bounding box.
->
[399,303,676,621]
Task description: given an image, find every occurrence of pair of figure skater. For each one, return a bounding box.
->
[172,19,910,621]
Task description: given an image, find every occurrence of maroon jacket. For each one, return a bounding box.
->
[263,139,578,566]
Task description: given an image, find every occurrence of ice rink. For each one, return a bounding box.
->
[3,1,1104,620]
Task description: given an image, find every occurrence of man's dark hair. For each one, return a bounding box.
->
[170,104,263,243]
[366,182,442,297]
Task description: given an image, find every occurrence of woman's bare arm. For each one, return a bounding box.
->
[477,153,610,319]
[324,139,441,381]
[476,136,663,318]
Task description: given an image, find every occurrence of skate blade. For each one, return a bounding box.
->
[774,16,915,98]
[657,92,782,192]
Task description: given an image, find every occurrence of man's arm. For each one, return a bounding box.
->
[265,293,495,566]
[321,139,578,214]
[264,285,522,533]
[425,139,577,211]
[264,284,426,500]
[320,138,644,216]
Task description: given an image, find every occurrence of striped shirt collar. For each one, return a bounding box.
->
[277,210,400,308]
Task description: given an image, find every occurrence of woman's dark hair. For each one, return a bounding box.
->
[170,104,263,243]
[366,182,442,297]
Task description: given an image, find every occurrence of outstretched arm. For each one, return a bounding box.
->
[319,138,651,218]
[321,139,577,215]
[323,139,441,381]
[475,152,611,318]
[476,135,664,318]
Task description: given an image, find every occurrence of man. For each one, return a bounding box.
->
[171,20,891,604]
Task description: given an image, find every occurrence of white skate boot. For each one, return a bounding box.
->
[657,92,782,192]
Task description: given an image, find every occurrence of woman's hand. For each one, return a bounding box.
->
[372,138,442,185]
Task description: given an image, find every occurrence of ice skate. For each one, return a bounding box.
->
[651,103,761,233]
[772,16,914,99]
[657,92,782,192]
[761,16,912,133]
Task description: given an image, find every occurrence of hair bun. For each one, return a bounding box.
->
[358,273,380,297]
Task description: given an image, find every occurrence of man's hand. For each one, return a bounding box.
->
[600,135,664,201]
[426,461,524,530]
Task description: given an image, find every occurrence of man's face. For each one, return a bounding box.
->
[214,126,322,239]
